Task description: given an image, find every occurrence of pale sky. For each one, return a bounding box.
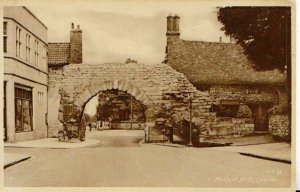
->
[28,1,229,65]
[27,1,229,115]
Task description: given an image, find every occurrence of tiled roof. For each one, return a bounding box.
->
[48,43,70,66]
[167,39,286,85]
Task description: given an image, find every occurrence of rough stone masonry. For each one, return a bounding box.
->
[48,63,215,140]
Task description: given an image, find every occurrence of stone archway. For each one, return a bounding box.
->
[74,80,151,109]
[48,63,214,141]
[74,80,153,140]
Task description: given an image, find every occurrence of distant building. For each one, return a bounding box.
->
[3,6,48,142]
[164,15,288,138]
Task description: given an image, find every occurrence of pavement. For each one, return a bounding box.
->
[202,134,276,146]
[144,135,291,164]
[4,137,102,168]
[208,142,291,164]
[202,135,291,163]
[4,138,102,149]
[144,142,291,163]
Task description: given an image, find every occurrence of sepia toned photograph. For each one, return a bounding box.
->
[1,0,295,191]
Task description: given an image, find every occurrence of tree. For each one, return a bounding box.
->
[96,90,146,122]
[217,7,291,72]
[217,7,291,141]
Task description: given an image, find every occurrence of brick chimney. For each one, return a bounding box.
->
[166,15,173,35]
[166,15,180,36]
[165,15,180,64]
[173,15,180,35]
[70,23,82,64]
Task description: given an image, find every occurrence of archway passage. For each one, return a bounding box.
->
[90,90,147,130]
[76,82,152,140]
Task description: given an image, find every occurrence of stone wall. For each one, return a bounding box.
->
[48,63,214,140]
[209,117,254,137]
[269,114,289,138]
[48,67,64,137]
[208,85,279,105]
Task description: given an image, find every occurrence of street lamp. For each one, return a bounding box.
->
[130,95,133,129]
[188,93,193,146]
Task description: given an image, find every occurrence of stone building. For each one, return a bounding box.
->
[3,6,48,142]
[164,15,289,138]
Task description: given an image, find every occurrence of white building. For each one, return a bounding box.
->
[3,6,48,142]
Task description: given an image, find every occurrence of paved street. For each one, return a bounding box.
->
[85,129,144,147]
[4,130,291,187]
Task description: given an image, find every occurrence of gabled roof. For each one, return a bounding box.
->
[48,43,70,66]
[167,39,286,85]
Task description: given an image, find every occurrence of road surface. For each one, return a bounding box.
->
[4,130,291,187]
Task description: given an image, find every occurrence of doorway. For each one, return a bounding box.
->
[249,102,272,134]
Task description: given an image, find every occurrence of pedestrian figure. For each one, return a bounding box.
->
[89,123,92,132]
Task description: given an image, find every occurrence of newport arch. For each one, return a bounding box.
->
[47,63,213,141]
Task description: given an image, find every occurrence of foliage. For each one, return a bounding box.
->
[217,7,291,72]
[236,105,252,118]
[83,113,96,123]
[96,90,146,122]
[267,104,288,115]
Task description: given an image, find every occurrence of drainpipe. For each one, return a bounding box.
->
[130,96,133,129]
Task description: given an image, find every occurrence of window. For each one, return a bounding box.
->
[15,85,33,132]
[16,27,21,57]
[210,104,239,117]
[34,40,39,66]
[42,45,46,67]
[26,34,31,62]
[38,92,44,104]
[3,82,7,141]
[3,22,7,53]
[42,45,46,59]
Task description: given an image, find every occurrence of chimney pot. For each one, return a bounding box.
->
[71,23,74,29]
[166,15,174,34]
[173,14,180,34]
[77,25,80,30]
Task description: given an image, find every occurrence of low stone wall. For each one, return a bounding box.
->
[232,118,254,135]
[269,114,289,138]
[111,122,144,129]
[209,117,254,137]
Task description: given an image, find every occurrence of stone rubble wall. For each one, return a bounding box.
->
[48,63,215,139]
[269,114,289,137]
[48,67,64,137]
[209,118,254,137]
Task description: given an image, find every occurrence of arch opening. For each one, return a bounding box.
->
[71,81,153,141]
[81,89,147,132]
